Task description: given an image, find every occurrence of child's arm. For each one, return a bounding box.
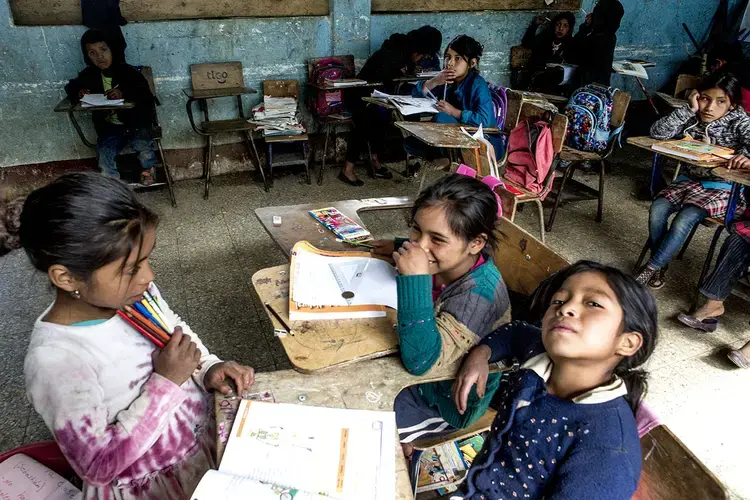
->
[64,72,87,103]
[25,346,188,486]
[733,117,750,157]
[544,446,639,500]
[458,83,495,128]
[479,320,544,364]
[522,19,541,47]
[649,104,696,140]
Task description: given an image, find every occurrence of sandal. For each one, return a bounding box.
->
[727,350,750,369]
[677,313,720,333]
[648,267,667,290]
[140,167,156,186]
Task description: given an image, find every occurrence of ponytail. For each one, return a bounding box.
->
[615,367,649,414]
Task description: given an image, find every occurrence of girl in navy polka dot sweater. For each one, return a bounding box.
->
[449,261,658,499]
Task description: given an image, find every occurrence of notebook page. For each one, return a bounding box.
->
[0,454,82,500]
[191,470,329,500]
[80,94,125,107]
[219,401,396,500]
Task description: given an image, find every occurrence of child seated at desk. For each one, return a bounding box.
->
[566,0,623,87]
[18,173,255,499]
[65,29,158,185]
[521,12,576,94]
[370,174,510,455]
[636,72,750,289]
[340,25,442,186]
[408,35,497,170]
[450,261,658,499]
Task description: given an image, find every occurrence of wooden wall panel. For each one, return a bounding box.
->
[10,0,328,26]
[372,0,580,12]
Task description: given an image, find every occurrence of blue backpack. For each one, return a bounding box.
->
[564,84,622,152]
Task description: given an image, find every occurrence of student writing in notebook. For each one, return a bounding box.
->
[370,174,510,457]
[636,72,750,289]
[407,35,497,173]
[65,30,159,185]
[521,12,576,94]
[18,173,255,499]
[449,262,658,499]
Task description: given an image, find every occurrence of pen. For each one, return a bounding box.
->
[265,303,292,334]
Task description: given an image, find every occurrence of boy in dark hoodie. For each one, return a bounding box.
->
[65,29,158,185]
[568,0,624,87]
[522,12,576,94]
[339,25,442,186]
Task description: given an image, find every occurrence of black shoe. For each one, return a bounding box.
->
[402,162,422,178]
[369,167,393,180]
[337,172,364,186]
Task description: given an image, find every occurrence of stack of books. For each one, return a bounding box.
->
[250,96,305,137]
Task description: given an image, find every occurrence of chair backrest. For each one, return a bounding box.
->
[675,74,700,99]
[307,55,355,82]
[518,102,569,153]
[139,66,157,98]
[510,45,532,70]
[263,79,300,99]
[190,62,244,90]
[611,90,632,129]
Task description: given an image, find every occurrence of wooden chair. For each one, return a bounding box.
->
[494,102,569,244]
[307,55,356,185]
[262,79,310,186]
[546,90,632,232]
[510,46,533,90]
[675,74,701,100]
[138,66,177,207]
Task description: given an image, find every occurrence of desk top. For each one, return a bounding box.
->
[654,92,687,109]
[256,197,412,256]
[182,87,257,99]
[627,136,724,169]
[362,96,397,110]
[395,121,480,149]
[391,74,434,83]
[713,167,750,187]
[253,264,399,373]
[54,97,135,112]
[308,82,383,91]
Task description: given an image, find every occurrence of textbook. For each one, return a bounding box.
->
[651,139,734,162]
[289,241,397,321]
[191,400,396,500]
[309,206,372,243]
[612,60,649,79]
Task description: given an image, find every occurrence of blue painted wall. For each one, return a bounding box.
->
[0,0,727,168]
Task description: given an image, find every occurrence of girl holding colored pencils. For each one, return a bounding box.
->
[18,173,255,499]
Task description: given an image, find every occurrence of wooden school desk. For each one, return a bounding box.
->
[394,121,481,170]
[54,99,135,149]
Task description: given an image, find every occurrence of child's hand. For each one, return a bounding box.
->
[451,344,492,414]
[431,69,456,87]
[392,241,431,275]
[687,89,700,113]
[105,88,123,100]
[78,89,90,98]
[437,100,461,119]
[204,361,255,396]
[369,239,395,262]
[728,154,750,170]
[152,327,201,386]
[585,13,593,25]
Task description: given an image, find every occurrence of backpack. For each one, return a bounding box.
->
[310,58,347,116]
[504,119,555,199]
[488,83,508,131]
[564,84,619,152]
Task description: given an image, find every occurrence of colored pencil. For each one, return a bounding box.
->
[117,310,166,348]
[143,290,171,330]
[124,305,171,343]
[133,302,170,336]
[141,298,170,333]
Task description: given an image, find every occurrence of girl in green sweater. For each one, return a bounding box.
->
[370,174,510,457]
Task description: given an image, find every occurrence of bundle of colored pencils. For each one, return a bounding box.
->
[117,289,173,348]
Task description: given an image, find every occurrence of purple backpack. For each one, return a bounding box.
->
[488,83,508,130]
[311,58,347,116]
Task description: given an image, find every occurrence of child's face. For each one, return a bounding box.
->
[554,19,571,39]
[444,48,475,81]
[86,41,113,71]
[697,88,733,123]
[409,205,485,276]
[541,271,638,364]
[82,227,157,310]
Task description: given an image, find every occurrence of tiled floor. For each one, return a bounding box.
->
[1,150,748,498]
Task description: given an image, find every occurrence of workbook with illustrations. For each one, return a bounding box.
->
[289,241,397,320]
[191,400,396,500]
[371,89,438,115]
[309,207,372,243]
[651,138,734,162]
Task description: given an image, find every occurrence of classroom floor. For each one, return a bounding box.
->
[0,147,748,498]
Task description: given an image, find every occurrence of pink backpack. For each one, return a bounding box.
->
[504,119,555,199]
[456,164,503,218]
[311,58,347,116]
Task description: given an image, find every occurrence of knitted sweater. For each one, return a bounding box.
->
[457,321,641,500]
[396,249,510,428]
[24,283,220,499]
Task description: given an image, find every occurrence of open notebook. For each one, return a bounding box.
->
[0,454,82,500]
[651,138,734,162]
[192,400,396,500]
[289,241,397,320]
[372,89,438,115]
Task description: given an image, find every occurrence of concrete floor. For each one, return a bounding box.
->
[1,147,748,498]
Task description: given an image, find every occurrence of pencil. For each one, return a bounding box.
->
[443,84,447,101]
[264,303,291,334]
[133,302,170,336]
[117,310,166,348]
[141,298,170,333]
[143,289,168,321]
[124,305,171,343]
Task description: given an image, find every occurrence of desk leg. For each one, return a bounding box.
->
[67,111,96,149]
[204,135,214,199]
[243,130,268,192]
[637,77,659,115]
[650,153,662,198]
[725,182,741,229]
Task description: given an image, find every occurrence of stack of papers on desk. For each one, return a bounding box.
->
[613,60,649,79]
[250,96,305,137]
[372,89,438,115]
[191,400,396,500]
[81,93,124,107]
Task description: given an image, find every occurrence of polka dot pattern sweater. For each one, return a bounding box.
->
[457,322,641,500]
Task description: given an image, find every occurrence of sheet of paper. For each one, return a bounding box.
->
[191,470,329,500]
[80,93,125,107]
[0,454,82,500]
[612,61,648,79]
[370,90,438,115]
[292,247,398,309]
[220,401,396,500]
